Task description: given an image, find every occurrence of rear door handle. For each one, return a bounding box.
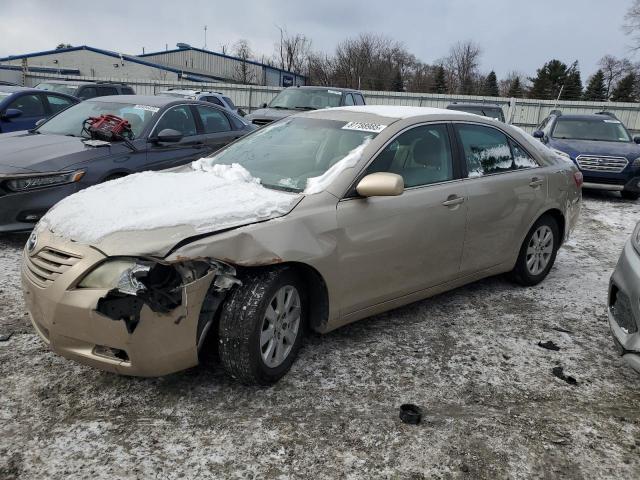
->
[529,177,544,188]
[442,195,465,207]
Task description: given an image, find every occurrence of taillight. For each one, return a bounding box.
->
[573,171,583,188]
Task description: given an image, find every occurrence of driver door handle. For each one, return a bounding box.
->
[529,177,544,188]
[442,195,465,207]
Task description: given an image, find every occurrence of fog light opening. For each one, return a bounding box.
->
[93,345,130,363]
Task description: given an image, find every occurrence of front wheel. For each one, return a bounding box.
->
[621,191,639,201]
[510,215,560,286]
[218,268,306,385]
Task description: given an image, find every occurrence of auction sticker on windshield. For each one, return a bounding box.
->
[342,121,387,133]
[133,105,160,113]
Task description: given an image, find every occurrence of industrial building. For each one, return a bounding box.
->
[0,44,306,87]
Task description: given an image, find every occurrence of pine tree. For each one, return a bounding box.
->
[391,69,403,92]
[433,65,447,93]
[611,72,637,102]
[583,70,607,101]
[507,77,524,97]
[483,71,499,97]
[562,62,583,100]
[529,60,567,99]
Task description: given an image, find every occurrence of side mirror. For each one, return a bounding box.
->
[634,136,640,145]
[532,130,544,139]
[356,173,404,197]
[35,118,47,127]
[151,128,183,143]
[261,103,268,108]
[2,108,23,120]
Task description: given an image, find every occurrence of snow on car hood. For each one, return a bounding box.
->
[39,163,301,244]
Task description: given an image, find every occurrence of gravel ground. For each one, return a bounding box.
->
[1,192,639,479]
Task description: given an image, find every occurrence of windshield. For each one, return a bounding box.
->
[35,82,78,96]
[269,89,343,110]
[37,100,159,139]
[200,117,377,192]
[552,118,632,142]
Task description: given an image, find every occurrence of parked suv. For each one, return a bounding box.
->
[157,89,244,116]
[447,102,505,122]
[35,80,135,100]
[534,111,640,200]
[245,86,366,126]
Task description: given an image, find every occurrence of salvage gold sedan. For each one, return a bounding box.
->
[21,106,582,384]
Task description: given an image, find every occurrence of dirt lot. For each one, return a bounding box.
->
[1,192,639,479]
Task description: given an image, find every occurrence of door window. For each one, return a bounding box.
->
[354,94,365,105]
[46,94,75,113]
[510,140,539,169]
[343,94,355,106]
[78,87,97,100]
[456,124,515,177]
[196,106,231,133]
[365,124,454,187]
[97,86,118,96]
[153,105,198,137]
[204,96,224,106]
[7,95,45,116]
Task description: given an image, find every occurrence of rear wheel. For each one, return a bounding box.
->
[621,191,639,201]
[510,215,560,286]
[218,268,306,385]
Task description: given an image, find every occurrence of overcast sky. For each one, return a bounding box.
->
[1,0,635,79]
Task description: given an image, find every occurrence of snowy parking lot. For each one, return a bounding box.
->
[1,191,639,479]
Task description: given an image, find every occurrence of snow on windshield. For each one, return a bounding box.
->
[39,164,299,243]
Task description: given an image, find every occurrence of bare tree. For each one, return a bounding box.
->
[625,0,640,51]
[219,43,230,55]
[499,71,529,97]
[598,55,634,98]
[447,41,482,95]
[233,39,256,84]
[275,26,311,75]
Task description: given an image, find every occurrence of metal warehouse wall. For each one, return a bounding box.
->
[1,50,182,81]
[13,72,640,134]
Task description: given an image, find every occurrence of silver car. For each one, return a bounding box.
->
[22,106,582,384]
[609,223,640,373]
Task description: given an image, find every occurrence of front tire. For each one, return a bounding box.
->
[218,268,306,385]
[621,191,639,201]
[510,215,560,286]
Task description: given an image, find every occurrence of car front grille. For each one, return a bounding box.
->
[576,155,629,173]
[610,289,638,334]
[24,247,82,288]
[252,119,273,126]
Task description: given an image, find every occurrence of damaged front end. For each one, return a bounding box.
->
[81,258,239,334]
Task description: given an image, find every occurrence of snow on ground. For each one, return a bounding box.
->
[1,191,640,479]
[38,164,299,244]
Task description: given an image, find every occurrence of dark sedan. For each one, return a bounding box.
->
[0,86,79,133]
[0,95,255,232]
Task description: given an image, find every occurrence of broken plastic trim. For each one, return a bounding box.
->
[96,259,239,334]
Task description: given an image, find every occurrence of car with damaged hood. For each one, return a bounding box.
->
[0,94,254,232]
[21,105,582,385]
[245,86,365,126]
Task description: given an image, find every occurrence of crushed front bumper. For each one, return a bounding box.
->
[608,240,640,373]
[21,229,215,377]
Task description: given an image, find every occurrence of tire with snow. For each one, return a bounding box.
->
[218,267,306,385]
[510,214,560,286]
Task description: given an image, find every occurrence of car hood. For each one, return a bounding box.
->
[0,131,113,172]
[37,162,303,257]
[245,108,301,121]
[549,138,640,160]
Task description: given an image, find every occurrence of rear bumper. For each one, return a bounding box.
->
[608,240,640,374]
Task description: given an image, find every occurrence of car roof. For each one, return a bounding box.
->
[553,114,619,121]
[0,85,41,94]
[161,89,223,96]
[86,95,179,107]
[288,86,363,94]
[38,80,127,86]
[448,102,502,109]
[319,105,474,120]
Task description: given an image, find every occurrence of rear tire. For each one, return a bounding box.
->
[621,191,639,201]
[218,267,306,385]
[510,215,560,286]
